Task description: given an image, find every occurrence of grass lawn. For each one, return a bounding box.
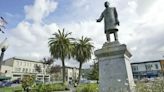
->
[0,86,22,92]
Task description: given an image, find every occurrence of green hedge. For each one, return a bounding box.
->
[76,83,99,92]
[0,86,22,92]
[12,83,69,92]
[135,79,164,92]
[35,83,69,92]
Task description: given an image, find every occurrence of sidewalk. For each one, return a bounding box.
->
[69,85,76,92]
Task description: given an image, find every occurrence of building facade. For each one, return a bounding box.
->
[52,66,79,83]
[2,57,50,82]
[65,66,79,82]
[131,60,163,79]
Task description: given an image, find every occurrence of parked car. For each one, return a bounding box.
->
[12,78,21,84]
[0,81,12,87]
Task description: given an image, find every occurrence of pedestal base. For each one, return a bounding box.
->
[95,41,135,92]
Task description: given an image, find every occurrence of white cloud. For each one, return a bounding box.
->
[6,0,59,60]
[140,0,164,26]
[4,0,164,68]
[24,0,58,23]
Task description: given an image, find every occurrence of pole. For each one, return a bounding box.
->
[0,47,6,72]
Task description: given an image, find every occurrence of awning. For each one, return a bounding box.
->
[0,76,11,81]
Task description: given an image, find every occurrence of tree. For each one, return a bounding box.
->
[21,75,35,92]
[42,57,54,65]
[34,64,42,73]
[48,29,74,84]
[73,36,94,84]
[34,57,54,83]
[88,61,99,83]
[49,65,61,74]
[49,65,61,81]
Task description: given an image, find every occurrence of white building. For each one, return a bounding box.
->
[131,60,162,79]
[65,66,79,82]
[2,57,50,82]
[52,66,79,83]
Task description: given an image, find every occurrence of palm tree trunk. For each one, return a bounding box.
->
[77,62,82,84]
[62,58,65,84]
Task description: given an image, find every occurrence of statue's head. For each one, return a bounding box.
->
[104,1,109,8]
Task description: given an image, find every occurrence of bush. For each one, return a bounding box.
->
[135,79,164,92]
[21,75,35,91]
[14,90,23,92]
[34,83,69,92]
[76,83,98,92]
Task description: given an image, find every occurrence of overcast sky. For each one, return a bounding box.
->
[0,0,164,68]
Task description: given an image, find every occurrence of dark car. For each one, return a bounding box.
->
[12,78,21,84]
[0,81,12,87]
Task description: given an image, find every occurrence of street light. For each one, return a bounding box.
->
[0,39,9,72]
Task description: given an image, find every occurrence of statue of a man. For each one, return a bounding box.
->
[97,1,119,42]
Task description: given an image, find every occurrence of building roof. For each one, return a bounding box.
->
[4,57,43,63]
[131,60,163,64]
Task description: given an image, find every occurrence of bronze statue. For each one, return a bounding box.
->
[97,1,119,42]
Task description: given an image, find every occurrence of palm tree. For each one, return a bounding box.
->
[73,36,94,84]
[48,29,74,84]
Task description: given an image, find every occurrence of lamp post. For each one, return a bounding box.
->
[0,16,8,73]
[0,40,8,73]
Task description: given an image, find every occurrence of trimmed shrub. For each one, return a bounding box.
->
[21,75,35,91]
[34,83,69,92]
[76,83,98,92]
[135,79,164,92]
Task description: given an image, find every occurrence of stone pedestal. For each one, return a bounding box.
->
[95,41,135,92]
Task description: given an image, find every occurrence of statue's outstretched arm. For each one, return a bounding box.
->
[97,12,104,22]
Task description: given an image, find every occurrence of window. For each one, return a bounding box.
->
[24,62,26,66]
[5,70,7,73]
[15,68,21,72]
[155,64,158,69]
[23,68,26,72]
[132,66,138,71]
[145,64,152,70]
[17,61,19,65]
[29,69,31,73]
[34,64,37,67]
[33,69,35,73]
[28,63,30,66]
[25,68,28,73]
